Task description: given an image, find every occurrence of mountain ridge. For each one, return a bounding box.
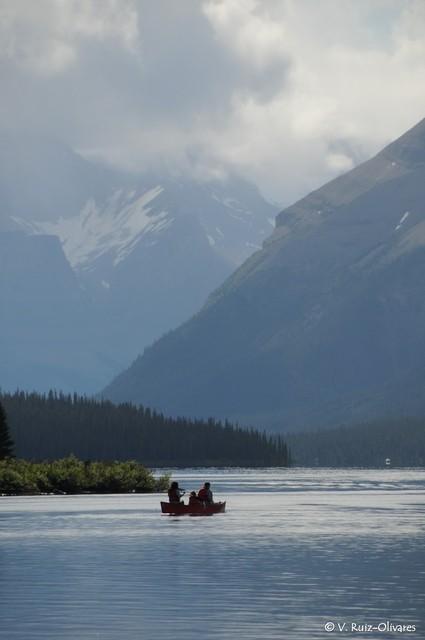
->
[103,117,425,431]
[1,136,277,393]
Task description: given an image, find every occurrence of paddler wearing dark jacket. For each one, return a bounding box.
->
[168,481,184,503]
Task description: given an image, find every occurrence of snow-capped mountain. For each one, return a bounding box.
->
[15,185,171,272]
[16,173,275,281]
[2,137,278,393]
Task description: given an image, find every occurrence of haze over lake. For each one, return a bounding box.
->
[1,468,424,640]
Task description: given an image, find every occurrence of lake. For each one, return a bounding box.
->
[0,468,424,639]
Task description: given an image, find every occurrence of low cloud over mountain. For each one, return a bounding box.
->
[104,118,425,431]
[1,137,276,393]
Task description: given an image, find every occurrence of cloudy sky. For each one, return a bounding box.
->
[1,0,425,205]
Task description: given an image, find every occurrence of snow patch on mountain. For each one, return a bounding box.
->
[395,211,410,231]
[14,186,170,270]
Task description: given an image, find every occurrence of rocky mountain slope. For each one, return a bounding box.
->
[103,118,425,431]
[0,136,276,392]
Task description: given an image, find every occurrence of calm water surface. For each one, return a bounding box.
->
[1,468,424,640]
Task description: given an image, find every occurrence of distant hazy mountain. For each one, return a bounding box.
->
[0,232,105,391]
[1,136,276,392]
[103,118,425,431]
[0,132,127,231]
[16,172,276,360]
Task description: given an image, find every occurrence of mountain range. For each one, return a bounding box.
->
[0,135,276,392]
[103,117,425,431]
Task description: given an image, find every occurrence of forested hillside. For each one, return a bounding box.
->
[2,391,290,467]
[3,391,423,468]
[288,417,425,467]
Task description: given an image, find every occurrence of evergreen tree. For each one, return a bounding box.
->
[0,391,290,467]
[0,400,14,459]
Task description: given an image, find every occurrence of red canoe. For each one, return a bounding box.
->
[161,501,226,516]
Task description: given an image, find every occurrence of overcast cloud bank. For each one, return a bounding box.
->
[1,0,425,204]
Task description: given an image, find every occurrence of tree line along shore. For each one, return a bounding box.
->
[286,416,425,467]
[1,390,423,495]
[0,391,291,495]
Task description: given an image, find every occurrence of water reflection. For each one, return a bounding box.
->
[0,469,424,639]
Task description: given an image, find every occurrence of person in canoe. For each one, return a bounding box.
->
[168,481,184,504]
[197,482,213,504]
[188,491,201,506]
